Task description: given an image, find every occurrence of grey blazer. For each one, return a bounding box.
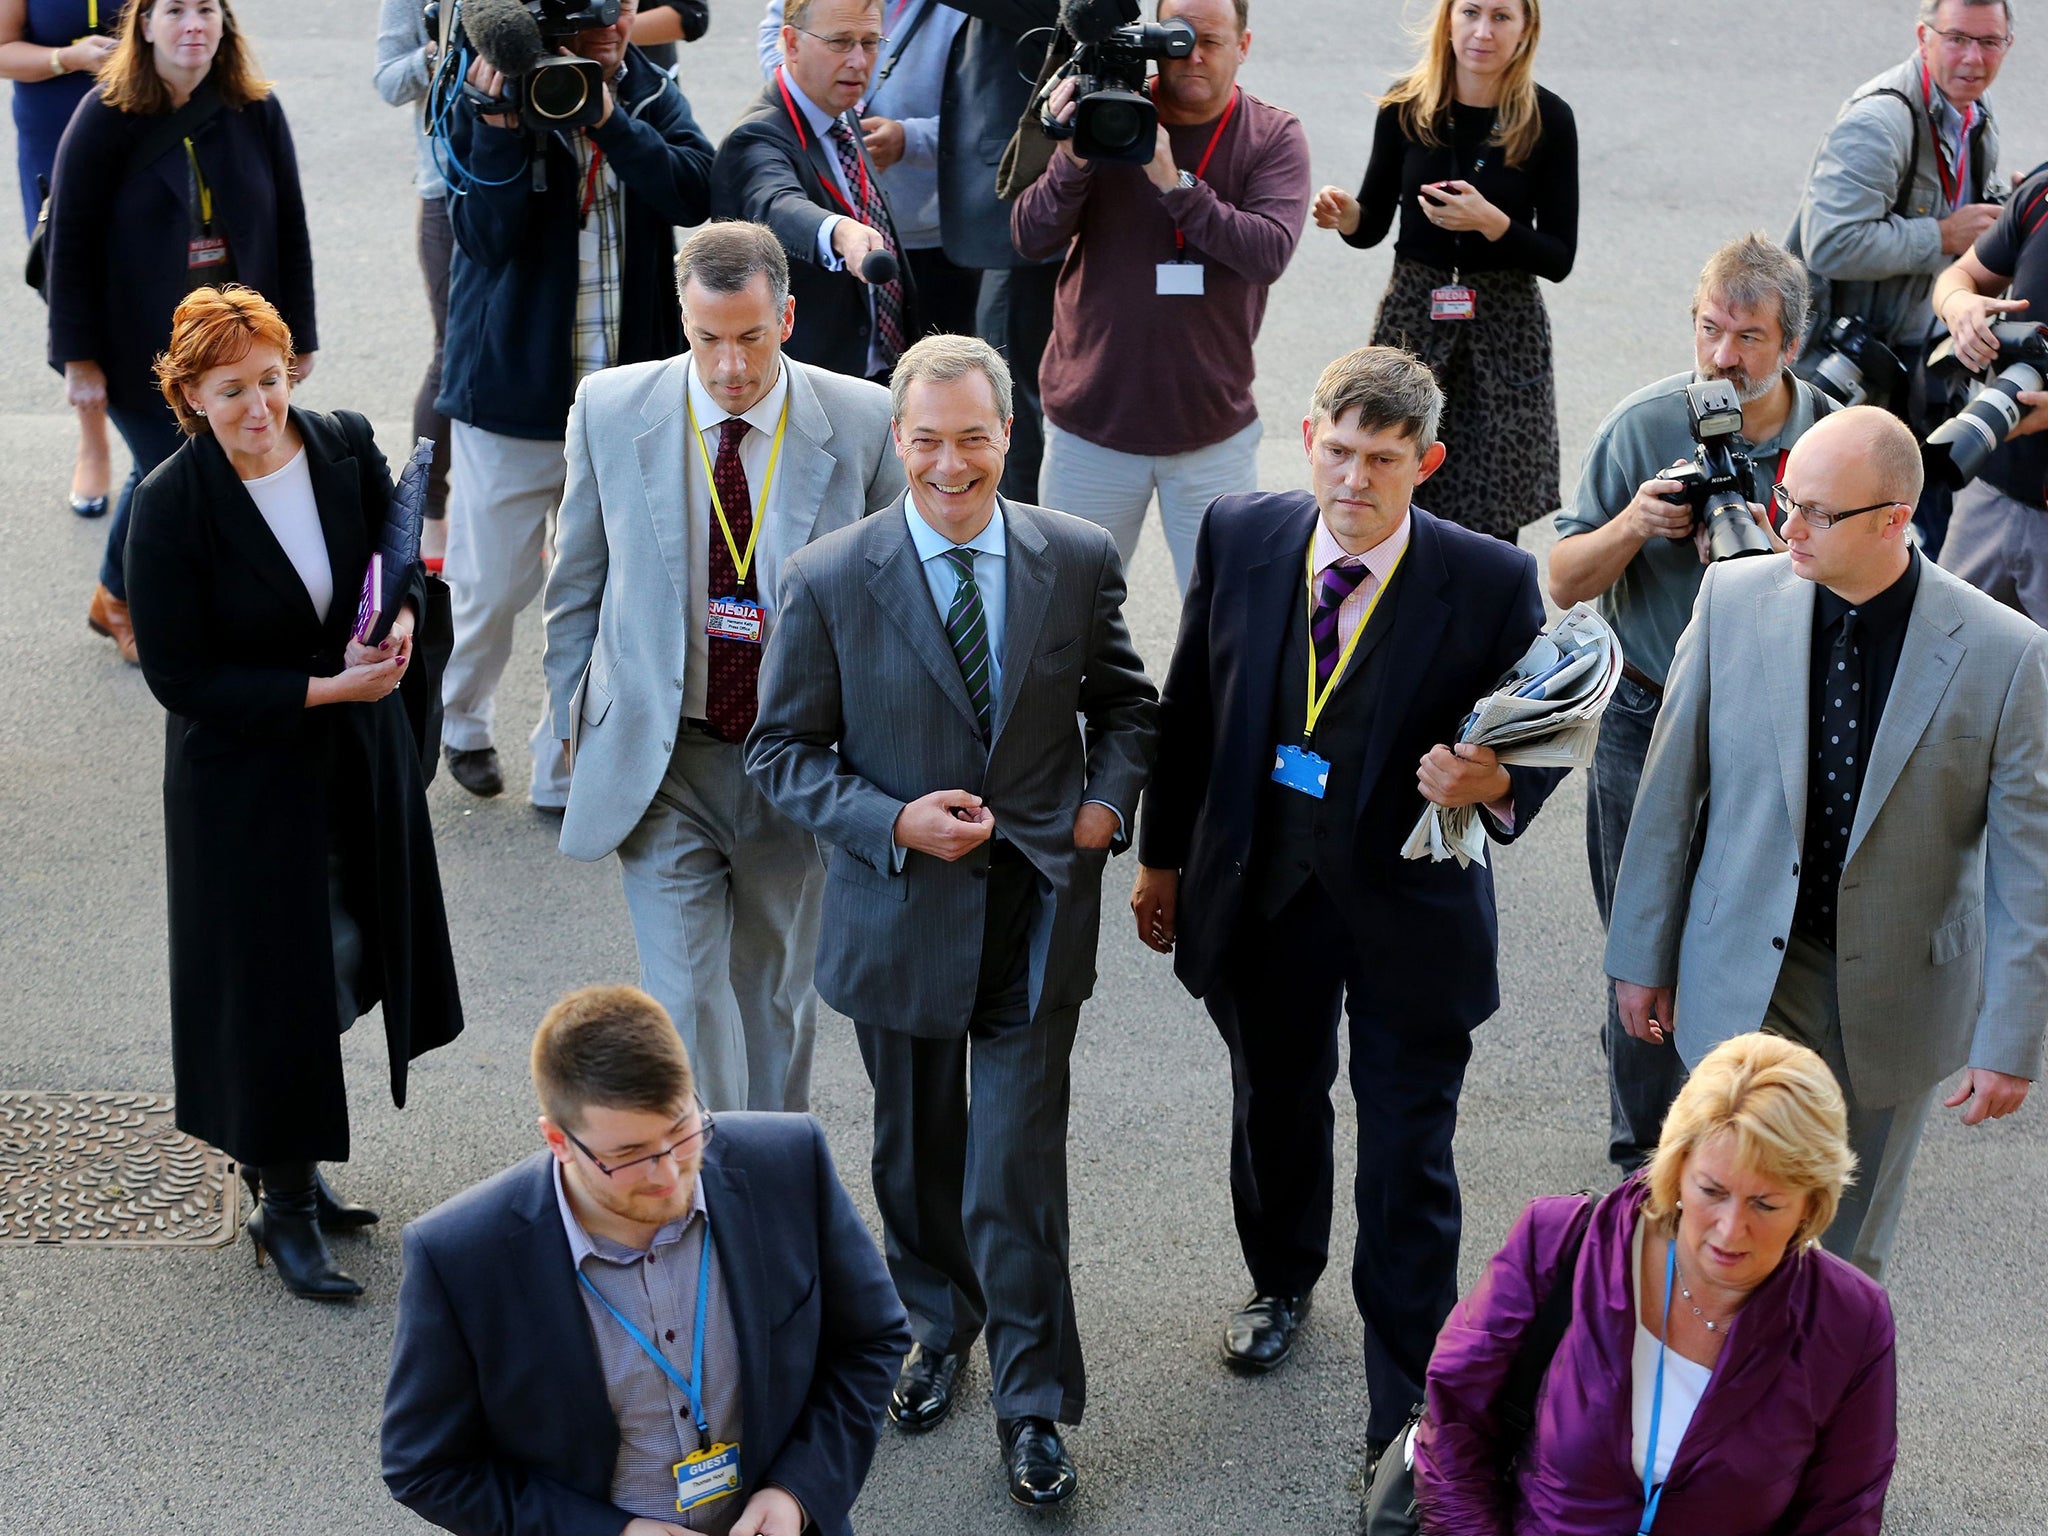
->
[541,354,905,861]
[745,499,1159,1038]
[1605,554,2048,1108]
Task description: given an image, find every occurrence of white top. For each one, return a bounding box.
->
[240,447,333,623]
[1630,1220,1713,1486]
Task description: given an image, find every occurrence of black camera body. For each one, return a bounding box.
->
[1666,379,1773,562]
[1040,0,1194,164]
[1922,320,2048,490]
[1798,315,1906,410]
[426,0,621,133]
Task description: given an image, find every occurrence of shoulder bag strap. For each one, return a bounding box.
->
[875,0,937,85]
[120,79,227,187]
[1850,86,1922,218]
[1495,1192,1597,1440]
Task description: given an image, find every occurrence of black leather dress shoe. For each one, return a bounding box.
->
[1223,1292,1311,1373]
[445,746,504,798]
[887,1345,965,1432]
[998,1416,1077,1508]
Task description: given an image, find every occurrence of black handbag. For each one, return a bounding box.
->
[24,175,51,294]
[1362,1194,1594,1535]
[400,573,453,784]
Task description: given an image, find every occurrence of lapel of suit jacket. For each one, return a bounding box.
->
[1761,562,1816,843]
[1234,494,1317,783]
[303,414,368,646]
[1652,1246,1802,1484]
[1844,565,1966,865]
[866,504,984,734]
[1353,509,1454,814]
[507,1153,621,1483]
[698,1145,771,1479]
[991,500,1053,747]
[777,361,838,548]
[194,427,333,632]
[634,357,697,610]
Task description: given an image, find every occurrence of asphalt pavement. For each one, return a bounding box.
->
[2,3,2044,1532]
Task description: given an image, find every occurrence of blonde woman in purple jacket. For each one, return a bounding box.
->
[1416,1033,1895,1535]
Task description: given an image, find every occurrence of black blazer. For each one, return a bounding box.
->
[710,81,919,379]
[381,1118,911,1536]
[936,0,1059,270]
[45,87,315,412]
[124,409,461,1166]
[1139,493,1562,1026]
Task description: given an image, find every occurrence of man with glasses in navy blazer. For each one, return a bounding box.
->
[381,985,908,1536]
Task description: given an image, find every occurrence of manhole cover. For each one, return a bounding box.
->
[0,1092,239,1247]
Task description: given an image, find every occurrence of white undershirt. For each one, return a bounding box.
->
[1630,1219,1713,1486]
[240,447,333,622]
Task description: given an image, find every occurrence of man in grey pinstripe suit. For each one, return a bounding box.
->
[747,334,1158,1507]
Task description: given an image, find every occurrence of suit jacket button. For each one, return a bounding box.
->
[1772,937,1786,950]
[662,740,673,751]
[1791,863,1800,876]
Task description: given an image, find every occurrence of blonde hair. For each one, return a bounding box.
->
[1378,0,1544,169]
[1644,1034,1856,1248]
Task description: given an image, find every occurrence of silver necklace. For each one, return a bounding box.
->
[1672,1252,1734,1333]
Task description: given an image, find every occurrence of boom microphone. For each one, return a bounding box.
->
[461,0,546,76]
[859,249,899,285]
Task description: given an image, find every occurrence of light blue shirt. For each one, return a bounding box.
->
[904,491,1008,702]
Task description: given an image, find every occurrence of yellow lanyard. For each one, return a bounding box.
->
[183,137,212,227]
[88,1,98,29]
[687,392,789,587]
[1302,537,1407,739]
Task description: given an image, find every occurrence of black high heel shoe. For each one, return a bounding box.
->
[245,1164,363,1301]
[240,1164,381,1230]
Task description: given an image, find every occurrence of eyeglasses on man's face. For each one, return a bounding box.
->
[794,27,888,56]
[1773,483,1903,530]
[563,1099,715,1178]
[1928,25,2013,57]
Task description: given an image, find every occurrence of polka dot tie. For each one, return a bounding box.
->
[1798,608,1864,945]
[703,418,759,744]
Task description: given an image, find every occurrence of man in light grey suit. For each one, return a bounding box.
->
[746,334,1158,1508]
[1606,405,2048,1281]
[543,222,905,1113]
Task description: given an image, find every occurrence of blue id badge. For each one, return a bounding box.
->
[1271,743,1330,799]
[674,1442,742,1513]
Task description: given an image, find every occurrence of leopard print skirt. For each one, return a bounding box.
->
[1369,259,1562,543]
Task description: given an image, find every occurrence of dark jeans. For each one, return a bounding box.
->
[1584,674,1689,1169]
[978,262,1058,504]
[100,400,188,600]
[415,195,453,520]
[1205,877,1474,1446]
[905,244,982,341]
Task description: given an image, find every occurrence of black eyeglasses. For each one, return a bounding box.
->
[1772,483,1903,530]
[563,1099,715,1177]
[1928,26,2013,57]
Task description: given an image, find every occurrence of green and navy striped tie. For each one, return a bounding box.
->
[942,548,994,737]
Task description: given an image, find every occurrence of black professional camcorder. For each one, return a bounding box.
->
[1921,320,2048,489]
[1798,315,1906,410]
[1664,379,1775,562]
[425,0,620,133]
[1038,0,1194,163]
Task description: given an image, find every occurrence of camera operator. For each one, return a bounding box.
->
[1549,234,1827,1174]
[1786,0,2012,556]
[1932,164,2048,621]
[1010,0,1309,596]
[434,0,714,805]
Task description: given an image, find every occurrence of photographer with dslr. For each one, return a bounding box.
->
[1011,0,1309,596]
[1786,0,2012,555]
[1930,163,2048,621]
[1550,234,1826,1174]
[433,0,714,805]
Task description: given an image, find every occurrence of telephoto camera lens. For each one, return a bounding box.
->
[1921,321,2048,490]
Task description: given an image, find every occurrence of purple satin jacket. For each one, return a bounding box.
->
[1414,1181,1896,1536]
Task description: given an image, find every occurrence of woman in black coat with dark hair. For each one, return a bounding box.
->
[125,287,460,1303]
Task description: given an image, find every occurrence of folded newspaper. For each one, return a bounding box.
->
[1401,603,1624,869]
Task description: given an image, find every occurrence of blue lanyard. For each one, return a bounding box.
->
[1638,1240,1678,1535]
[576,1228,714,1439]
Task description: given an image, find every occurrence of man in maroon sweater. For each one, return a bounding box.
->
[1011,0,1310,596]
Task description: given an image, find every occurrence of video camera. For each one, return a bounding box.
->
[1921,320,2048,490]
[1664,379,1774,562]
[1038,0,1194,164]
[425,0,620,133]
[1797,315,1906,410]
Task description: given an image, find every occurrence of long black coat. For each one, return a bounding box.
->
[125,409,462,1166]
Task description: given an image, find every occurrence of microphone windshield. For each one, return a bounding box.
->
[860,249,900,285]
[461,0,546,77]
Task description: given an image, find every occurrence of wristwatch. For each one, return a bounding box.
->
[50,49,68,77]
[1176,169,1197,191]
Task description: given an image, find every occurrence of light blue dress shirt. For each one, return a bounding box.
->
[904,492,1008,701]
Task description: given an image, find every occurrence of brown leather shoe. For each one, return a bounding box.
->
[87,584,140,666]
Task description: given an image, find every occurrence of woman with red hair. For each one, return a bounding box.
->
[124,286,462,1304]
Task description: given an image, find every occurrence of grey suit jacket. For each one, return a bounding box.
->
[1605,554,2048,1107]
[542,355,905,860]
[745,499,1159,1038]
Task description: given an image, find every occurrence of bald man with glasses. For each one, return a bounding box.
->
[1605,406,2048,1285]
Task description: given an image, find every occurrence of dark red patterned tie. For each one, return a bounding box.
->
[704,418,760,743]
[827,116,907,367]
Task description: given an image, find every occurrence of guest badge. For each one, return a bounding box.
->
[1271,537,1410,797]
[1430,284,1476,321]
[705,596,765,644]
[674,1442,743,1514]
[1271,742,1331,799]
[1156,261,1206,296]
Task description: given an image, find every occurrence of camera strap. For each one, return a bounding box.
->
[1163,85,1239,257]
[875,0,934,86]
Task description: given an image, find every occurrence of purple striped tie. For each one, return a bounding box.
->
[1310,559,1370,689]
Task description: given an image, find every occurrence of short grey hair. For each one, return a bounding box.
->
[1309,345,1443,450]
[786,0,881,30]
[675,221,790,311]
[1694,232,1809,349]
[889,333,1014,424]
[1919,0,2012,28]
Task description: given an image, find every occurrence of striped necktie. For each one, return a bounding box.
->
[1309,558,1370,688]
[942,548,993,737]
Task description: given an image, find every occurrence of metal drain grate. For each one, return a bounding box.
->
[0,1092,239,1247]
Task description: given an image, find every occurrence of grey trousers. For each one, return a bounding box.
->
[1585,674,1690,1169]
[615,727,823,1114]
[1762,931,1935,1283]
[1942,475,2048,626]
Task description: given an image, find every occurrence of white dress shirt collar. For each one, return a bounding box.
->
[686,356,791,440]
[903,491,1007,563]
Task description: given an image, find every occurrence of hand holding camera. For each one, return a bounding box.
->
[1941,291,2030,373]
[1623,473,1694,544]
